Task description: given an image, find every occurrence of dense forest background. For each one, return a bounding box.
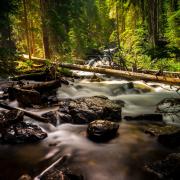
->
[0,0,179,73]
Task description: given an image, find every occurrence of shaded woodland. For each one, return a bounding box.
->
[0,0,179,75]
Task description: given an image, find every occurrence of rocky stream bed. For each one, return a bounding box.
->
[0,71,180,180]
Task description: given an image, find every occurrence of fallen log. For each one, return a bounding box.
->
[21,54,47,64]
[136,69,180,78]
[0,103,49,123]
[34,155,71,180]
[99,65,180,78]
[10,72,47,81]
[20,55,180,85]
[59,63,180,85]
[20,79,62,92]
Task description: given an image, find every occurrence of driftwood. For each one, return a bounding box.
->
[0,103,49,123]
[34,155,71,180]
[59,63,180,85]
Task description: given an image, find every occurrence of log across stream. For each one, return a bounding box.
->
[59,63,180,85]
[0,72,180,180]
[18,55,180,85]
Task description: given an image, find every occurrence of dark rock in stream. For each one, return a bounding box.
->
[90,74,105,82]
[144,124,180,136]
[144,124,180,148]
[42,111,72,126]
[124,114,163,122]
[158,131,180,148]
[1,122,47,144]
[0,110,24,130]
[42,96,122,125]
[87,120,119,142]
[8,87,42,106]
[144,153,180,180]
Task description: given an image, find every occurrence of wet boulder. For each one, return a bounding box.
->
[158,131,180,148]
[9,88,42,106]
[87,120,119,142]
[144,124,180,136]
[42,96,122,125]
[90,74,104,82]
[144,153,180,180]
[144,124,180,148]
[124,114,163,122]
[42,111,72,126]
[156,98,180,114]
[65,96,122,123]
[0,110,24,130]
[1,122,47,144]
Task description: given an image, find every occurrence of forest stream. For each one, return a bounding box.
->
[0,71,180,180]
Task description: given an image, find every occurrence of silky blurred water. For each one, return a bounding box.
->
[0,72,179,180]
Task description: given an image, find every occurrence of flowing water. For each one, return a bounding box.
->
[0,72,180,180]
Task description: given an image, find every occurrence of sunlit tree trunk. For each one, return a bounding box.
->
[116,2,120,50]
[22,0,31,60]
[115,0,126,69]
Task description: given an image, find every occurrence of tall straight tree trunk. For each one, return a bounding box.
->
[115,1,126,69]
[29,19,35,56]
[116,3,120,50]
[22,0,31,60]
[120,0,125,32]
[148,0,158,47]
[140,0,145,24]
[39,0,51,59]
[154,0,158,45]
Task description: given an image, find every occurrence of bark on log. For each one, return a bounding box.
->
[59,63,180,85]
[34,155,71,180]
[21,79,62,92]
[0,103,49,123]
[97,64,180,78]
[11,72,46,81]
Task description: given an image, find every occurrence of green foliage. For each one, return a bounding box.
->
[0,0,179,73]
[107,0,180,71]
[58,68,73,76]
[0,48,18,76]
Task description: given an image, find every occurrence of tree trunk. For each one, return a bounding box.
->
[116,1,126,69]
[22,0,31,60]
[148,0,159,47]
[39,0,51,59]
